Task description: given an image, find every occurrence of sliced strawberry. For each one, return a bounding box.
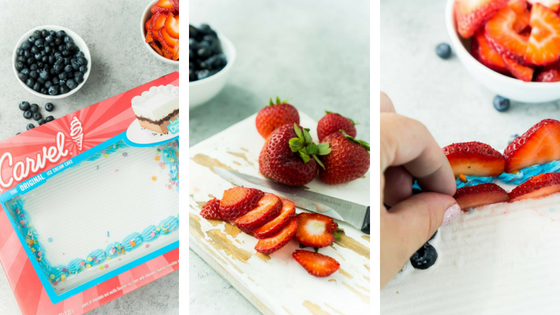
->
[159,27,179,50]
[442,142,505,177]
[219,187,264,221]
[513,8,531,32]
[254,217,298,255]
[502,55,535,81]
[504,119,560,172]
[524,3,560,65]
[509,172,560,201]
[472,31,509,73]
[535,62,560,81]
[145,18,154,43]
[172,46,179,61]
[151,12,167,43]
[292,250,340,278]
[151,0,175,13]
[164,12,179,39]
[234,193,282,233]
[454,183,509,211]
[149,42,164,56]
[254,199,296,239]
[485,7,530,61]
[508,0,528,13]
[200,198,222,220]
[455,0,508,38]
[528,0,560,11]
[170,0,180,12]
[295,212,337,248]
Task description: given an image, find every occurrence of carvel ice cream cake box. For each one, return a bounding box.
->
[0,72,179,315]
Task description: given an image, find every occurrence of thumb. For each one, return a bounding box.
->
[382,192,460,273]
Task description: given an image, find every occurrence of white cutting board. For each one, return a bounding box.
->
[189,112,371,315]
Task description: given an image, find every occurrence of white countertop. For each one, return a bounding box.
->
[0,0,178,314]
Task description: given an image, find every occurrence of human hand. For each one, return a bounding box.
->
[380,92,460,288]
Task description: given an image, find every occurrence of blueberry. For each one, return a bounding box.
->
[33,30,42,39]
[17,55,26,63]
[66,79,77,90]
[45,35,54,44]
[44,81,53,89]
[23,110,32,119]
[45,115,54,122]
[16,48,22,55]
[436,43,452,60]
[40,87,48,94]
[64,36,73,44]
[64,64,73,73]
[44,102,54,111]
[26,78,35,87]
[27,57,35,65]
[30,103,39,112]
[19,101,30,111]
[48,55,56,64]
[76,51,84,58]
[66,42,75,51]
[197,69,210,80]
[37,118,46,126]
[493,95,510,112]
[79,65,88,73]
[74,73,84,83]
[30,46,39,54]
[28,36,35,43]
[26,123,35,130]
[15,61,24,71]
[60,85,69,94]
[29,70,38,79]
[59,72,68,80]
[39,70,50,80]
[48,85,59,95]
[21,41,31,50]
[56,30,66,38]
[52,77,59,85]
[37,78,45,85]
[410,242,438,269]
[77,57,87,66]
[34,39,44,48]
[189,25,199,39]
[18,72,28,82]
[54,60,64,73]
[34,53,42,60]
[62,50,70,57]
[55,37,63,46]
[32,112,42,121]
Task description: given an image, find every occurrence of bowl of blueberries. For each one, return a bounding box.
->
[189,23,236,109]
[13,25,91,99]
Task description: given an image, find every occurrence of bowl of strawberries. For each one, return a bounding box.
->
[141,0,179,64]
[447,0,560,103]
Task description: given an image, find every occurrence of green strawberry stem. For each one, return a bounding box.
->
[289,124,331,168]
[341,130,369,152]
[324,110,359,125]
[269,96,289,106]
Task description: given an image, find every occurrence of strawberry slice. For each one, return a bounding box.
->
[295,212,337,248]
[502,54,535,81]
[234,193,282,233]
[455,0,508,38]
[219,187,264,221]
[513,8,531,33]
[504,119,560,172]
[528,0,560,11]
[170,0,180,12]
[145,18,154,43]
[149,42,164,56]
[164,12,179,39]
[292,250,340,278]
[254,199,296,239]
[485,7,530,61]
[442,142,505,177]
[535,62,560,81]
[254,217,298,255]
[524,3,560,65]
[472,31,509,73]
[200,198,222,220]
[151,0,175,13]
[151,12,167,43]
[454,183,509,211]
[509,172,560,201]
[508,0,528,13]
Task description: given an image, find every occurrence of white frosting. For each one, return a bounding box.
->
[131,85,179,122]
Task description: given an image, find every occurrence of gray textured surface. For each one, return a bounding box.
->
[189,0,370,314]
[381,0,560,150]
[0,0,178,314]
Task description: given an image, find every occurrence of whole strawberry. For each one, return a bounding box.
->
[317,111,357,142]
[259,123,330,186]
[319,131,370,185]
[256,97,300,139]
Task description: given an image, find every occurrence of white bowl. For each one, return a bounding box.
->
[445,0,560,103]
[141,0,179,65]
[13,25,91,100]
[189,34,236,109]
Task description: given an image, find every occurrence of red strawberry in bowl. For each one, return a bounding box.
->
[509,172,560,201]
[316,111,357,142]
[318,131,369,185]
[524,3,560,66]
[455,0,508,38]
[259,123,330,186]
[485,6,529,62]
[528,0,560,12]
[472,30,508,73]
[534,61,560,82]
[443,141,506,177]
[255,97,300,139]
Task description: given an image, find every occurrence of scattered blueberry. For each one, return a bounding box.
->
[19,101,30,111]
[23,110,32,119]
[26,123,35,130]
[436,43,452,60]
[30,103,39,112]
[493,95,510,112]
[44,102,54,111]
[410,242,438,270]
[45,115,54,122]
[37,118,46,125]
[32,112,42,121]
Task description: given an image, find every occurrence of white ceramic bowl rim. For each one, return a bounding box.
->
[189,34,236,87]
[445,0,560,89]
[141,0,179,65]
[12,25,92,99]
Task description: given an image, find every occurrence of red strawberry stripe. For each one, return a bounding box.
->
[254,217,298,255]
[254,199,296,239]
[292,250,340,278]
[234,193,282,233]
[509,172,560,201]
[525,3,560,65]
[454,183,509,210]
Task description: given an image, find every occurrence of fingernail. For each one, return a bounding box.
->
[442,203,461,226]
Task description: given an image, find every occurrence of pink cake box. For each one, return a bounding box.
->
[0,72,179,315]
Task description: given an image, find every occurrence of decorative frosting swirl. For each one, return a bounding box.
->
[123,232,143,251]
[142,225,160,242]
[159,216,179,235]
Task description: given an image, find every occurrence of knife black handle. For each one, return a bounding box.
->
[361,206,370,234]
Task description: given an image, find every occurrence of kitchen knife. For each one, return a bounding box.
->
[214,167,370,234]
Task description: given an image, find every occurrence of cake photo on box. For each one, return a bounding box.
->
[382,119,560,314]
[4,139,179,294]
[131,84,179,134]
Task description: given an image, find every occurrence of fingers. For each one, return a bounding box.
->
[380,92,396,113]
[381,113,456,196]
[383,166,412,207]
[380,193,459,288]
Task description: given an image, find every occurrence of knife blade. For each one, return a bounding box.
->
[214,167,370,234]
